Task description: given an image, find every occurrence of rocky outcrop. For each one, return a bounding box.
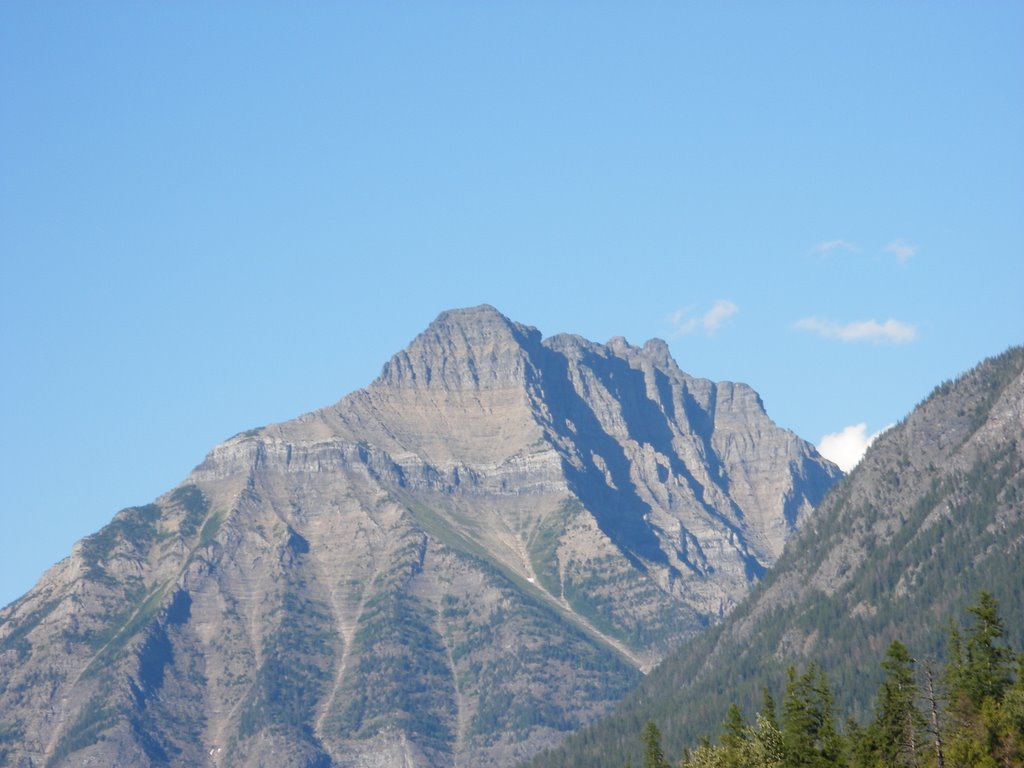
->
[531,346,1024,768]
[0,305,840,768]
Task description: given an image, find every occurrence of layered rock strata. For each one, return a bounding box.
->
[0,305,840,767]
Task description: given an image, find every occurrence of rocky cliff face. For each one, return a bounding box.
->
[0,305,840,768]
[531,345,1024,768]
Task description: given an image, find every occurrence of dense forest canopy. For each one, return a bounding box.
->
[631,593,1023,768]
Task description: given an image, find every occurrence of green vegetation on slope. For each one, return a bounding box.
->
[238,590,336,740]
[628,593,1023,768]
[527,347,1024,768]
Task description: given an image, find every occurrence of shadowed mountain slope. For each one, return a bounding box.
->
[527,345,1024,768]
[0,305,839,768]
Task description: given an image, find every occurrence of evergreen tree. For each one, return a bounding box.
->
[781,664,846,767]
[872,640,925,767]
[762,687,779,731]
[816,666,846,766]
[845,718,873,768]
[990,653,1024,766]
[679,711,785,768]
[783,665,818,765]
[720,703,747,751]
[642,720,670,768]
[942,592,1020,766]
[962,591,1014,707]
[638,591,1022,768]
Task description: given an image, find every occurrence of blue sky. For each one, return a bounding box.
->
[1,2,1022,609]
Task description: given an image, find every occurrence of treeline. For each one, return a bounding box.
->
[634,592,1023,768]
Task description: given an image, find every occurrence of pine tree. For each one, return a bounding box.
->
[815,666,846,766]
[990,652,1024,766]
[642,720,670,768]
[762,687,779,731]
[962,591,1014,707]
[943,592,1019,766]
[720,703,747,751]
[872,640,925,767]
[845,718,873,768]
[644,592,1020,768]
[783,666,813,763]
[781,664,846,767]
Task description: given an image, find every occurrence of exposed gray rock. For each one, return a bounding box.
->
[0,305,840,768]
[530,346,1024,768]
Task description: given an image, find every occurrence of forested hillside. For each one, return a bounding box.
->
[528,346,1024,768]
[629,592,1023,767]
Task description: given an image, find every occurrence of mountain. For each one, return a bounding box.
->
[528,345,1024,768]
[0,305,839,768]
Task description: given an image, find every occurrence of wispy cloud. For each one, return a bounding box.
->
[795,317,917,344]
[817,422,892,472]
[885,239,918,263]
[666,300,738,337]
[812,240,858,255]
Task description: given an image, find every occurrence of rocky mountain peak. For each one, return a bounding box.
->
[376,304,541,392]
[0,306,842,768]
[639,337,673,368]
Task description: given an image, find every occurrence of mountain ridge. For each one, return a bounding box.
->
[526,344,1024,768]
[0,305,840,767]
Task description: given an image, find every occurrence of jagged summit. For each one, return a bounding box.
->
[0,307,841,768]
[430,303,532,336]
[532,346,1024,768]
[376,304,540,392]
[375,306,710,408]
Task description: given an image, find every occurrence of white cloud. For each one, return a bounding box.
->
[667,300,738,337]
[817,423,892,472]
[703,299,739,331]
[813,240,858,255]
[885,239,918,263]
[795,317,917,344]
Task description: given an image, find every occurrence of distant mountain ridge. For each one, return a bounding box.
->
[0,305,839,767]
[528,345,1024,768]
